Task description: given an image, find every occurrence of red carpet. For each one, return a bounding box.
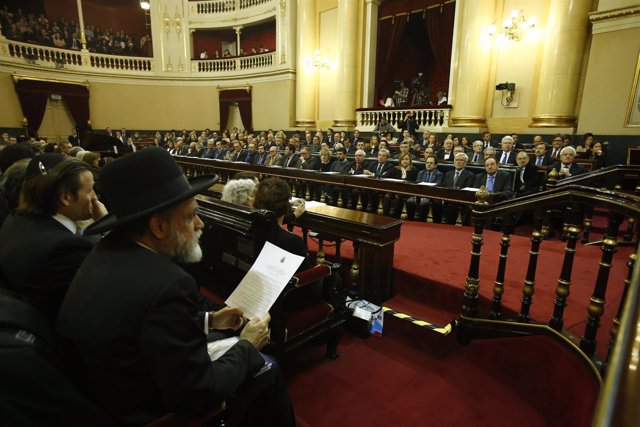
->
[285,318,598,427]
[301,221,631,357]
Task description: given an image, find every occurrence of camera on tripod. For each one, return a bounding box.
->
[412,73,424,90]
[392,80,402,91]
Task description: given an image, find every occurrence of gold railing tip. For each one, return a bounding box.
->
[475,185,489,204]
[548,168,559,178]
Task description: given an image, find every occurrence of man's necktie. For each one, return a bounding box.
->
[425,172,432,182]
[285,157,290,167]
[536,157,543,166]
[472,154,478,162]
[501,153,508,164]
[377,164,382,175]
[487,175,495,192]
[454,171,460,186]
[552,149,558,158]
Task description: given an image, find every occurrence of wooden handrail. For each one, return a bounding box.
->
[471,185,640,219]
[592,256,640,426]
[553,164,640,187]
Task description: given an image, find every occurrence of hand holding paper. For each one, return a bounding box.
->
[225,241,304,319]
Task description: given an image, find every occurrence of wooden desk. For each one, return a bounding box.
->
[295,205,403,304]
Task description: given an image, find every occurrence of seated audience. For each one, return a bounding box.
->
[407,156,444,221]
[474,157,514,202]
[548,146,585,180]
[590,141,607,169]
[0,154,107,323]
[56,148,294,426]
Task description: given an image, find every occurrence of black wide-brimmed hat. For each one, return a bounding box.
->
[85,147,217,235]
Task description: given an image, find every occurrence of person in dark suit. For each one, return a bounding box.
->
[56,148,295,427]
[278,144,300,168]
[548,146,585,180]
[531,142,554,167]
[437,138,455,162]
[68,127,81,146]
[0,154,107,323]
[547,134,564,160]
[442,153,476,224]
[481,131,495,149]
[516,151,542,197]
[407,155,444,221]
[227,141,246,161]
[497,135,518,165]
[468,140,485,164]
[241,142,258,163]
[398,111,419,136]
[253,144,269,165]
[200,140,217,159]
[296,147,319,199]
[474,157,514,202]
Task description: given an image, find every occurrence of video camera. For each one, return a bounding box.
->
[392,80,402,91]
[412,73,425,89]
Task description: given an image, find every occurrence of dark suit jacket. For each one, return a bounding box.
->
[474,170,514,201]
[549,162,585,178]
[416,168,444,185]
[496,150,518,165]
[241,151,257,163]
[68,134,80,146]
[0,290,107,426]
[437,150,455,162]
[279,154,301,168]
[531,155,554,167]
[253,152,269,165]
[442,168,476,189]
[348,161,368,175]
[229,150,246,162]
[516,163,541,196]
[468,152,484,164]
[56,234,264,425]
[389,167,418,181]
[0,214,94,323]
[366,161,394,178]
[200,148,216,159]
[299,156,319,170]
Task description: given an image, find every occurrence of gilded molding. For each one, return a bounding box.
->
[589,5,640,23]
[295,120,316,127]
[530,115,577,128]
[449,117,487,127]
[216,84,251,92]
[12,73,90,87]
[332,119,357,127]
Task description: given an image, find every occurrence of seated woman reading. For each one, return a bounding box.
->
[253,178,319,309]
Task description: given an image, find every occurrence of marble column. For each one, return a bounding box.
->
[234,26,243,55]
[530,0,591,128]
[448,0,496,129]
[76,0,87,51]
[362,0,381,108]
[295,0,317,127]
[333,0,359,128]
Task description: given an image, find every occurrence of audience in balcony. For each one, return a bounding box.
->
[0,5,151,57]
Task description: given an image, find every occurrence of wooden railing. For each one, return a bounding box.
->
[355,106,451,133]
[455,185,640,425]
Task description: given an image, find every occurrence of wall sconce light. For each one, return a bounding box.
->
[496,82,518,107]
[303,50,331,70]
[140,0,150,10]
[488,10,537,41]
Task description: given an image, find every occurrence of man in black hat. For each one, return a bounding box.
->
[56,147,294,426]
[0,154,107,323]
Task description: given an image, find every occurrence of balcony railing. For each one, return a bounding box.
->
[3,39,154,75]
[193,51,275,73]
[191,0,273,15]
[356,106,451,133]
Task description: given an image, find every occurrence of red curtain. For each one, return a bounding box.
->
[14,79,90,137]
[425,2,455,88]
[219,89,252,131]
[374,16,407,102]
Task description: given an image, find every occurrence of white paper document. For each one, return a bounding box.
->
[304,201,326,209]
[462,187,480,192]
[417,182,437,186]
[225,241,304,319]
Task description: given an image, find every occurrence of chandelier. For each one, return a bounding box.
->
[488,10,537,42]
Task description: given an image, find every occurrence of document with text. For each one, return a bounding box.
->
[225,241,304,319]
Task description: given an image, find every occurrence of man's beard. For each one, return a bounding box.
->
[163,225,203,264]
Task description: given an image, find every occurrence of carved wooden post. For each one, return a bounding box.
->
[462,192,489,319]
[548,205,582,331]
[581,205,594,244]
[519,208,545,322]
[605,248,637,369]
[400,199,408,220]
[580,212,622,356]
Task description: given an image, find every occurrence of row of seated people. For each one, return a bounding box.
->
[0,5,151,57]
[0,147,303,425]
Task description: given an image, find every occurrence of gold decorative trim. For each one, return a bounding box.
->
[530,115,577,128]
[589,5,640,23]
[449,117,487,127]
[332,119,357,127]
[625,51,640,127]
[12,73,90,87]
[379,0,455,20]
[216,84,251,92]
[295,120,316,127]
